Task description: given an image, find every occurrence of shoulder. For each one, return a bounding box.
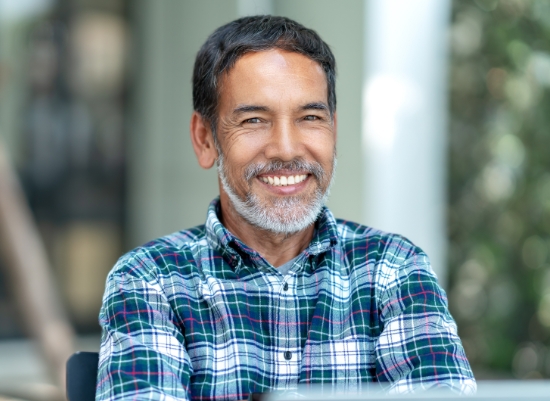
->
[335,219,436,292]
[335,219,424,266]
[107,224,208,283]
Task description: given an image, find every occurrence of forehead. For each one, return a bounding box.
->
[218,49,327,104]
[231,49,323,73]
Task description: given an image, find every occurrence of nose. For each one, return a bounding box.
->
[264,118,305,161]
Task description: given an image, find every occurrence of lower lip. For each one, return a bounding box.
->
[256,175,311,195]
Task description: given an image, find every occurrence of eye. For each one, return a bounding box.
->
[303,115,320,121]
[243,117,262,124]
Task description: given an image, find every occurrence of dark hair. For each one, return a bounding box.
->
[192,15,337,133]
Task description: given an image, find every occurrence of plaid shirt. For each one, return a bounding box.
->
[97,198,475,401]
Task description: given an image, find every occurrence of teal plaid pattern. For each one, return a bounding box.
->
[97,198,475,401]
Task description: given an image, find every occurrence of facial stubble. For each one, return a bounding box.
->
[217,151,336,235]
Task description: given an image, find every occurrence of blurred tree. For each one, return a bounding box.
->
[448,0,550,379]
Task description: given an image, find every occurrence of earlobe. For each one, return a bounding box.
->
[190,111,218,169]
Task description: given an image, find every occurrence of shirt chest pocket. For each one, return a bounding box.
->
[299,336,377,387]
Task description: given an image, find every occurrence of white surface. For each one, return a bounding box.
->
[0,335,100,398]
[266,381,550,400]
[0,339,48,387]
[362,0,451,286]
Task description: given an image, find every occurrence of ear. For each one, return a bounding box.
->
[190,111,218,169]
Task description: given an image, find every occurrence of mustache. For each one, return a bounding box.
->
[243,159,326,182]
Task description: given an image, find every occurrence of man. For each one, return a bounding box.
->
[97,16,475,401]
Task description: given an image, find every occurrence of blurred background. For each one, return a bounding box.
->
[0,0,549,399]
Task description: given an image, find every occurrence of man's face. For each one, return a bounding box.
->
[216,49,337,234]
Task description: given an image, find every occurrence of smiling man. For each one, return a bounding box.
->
[97,16,475,401]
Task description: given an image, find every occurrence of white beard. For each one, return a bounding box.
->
[217,154,336,235]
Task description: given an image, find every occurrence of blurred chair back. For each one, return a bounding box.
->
[66,351,99,401]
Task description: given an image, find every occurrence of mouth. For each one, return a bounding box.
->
[258,174,309,187]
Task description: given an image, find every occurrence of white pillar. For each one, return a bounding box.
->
[362,0,451,285]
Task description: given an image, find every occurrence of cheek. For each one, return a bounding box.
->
[224,139,265,173]
[223,128,266,156]
[310,141,336,166]
[222,152,257,188]
[316,147,337,184]
[304,126,335,152]
[225,158,246,182]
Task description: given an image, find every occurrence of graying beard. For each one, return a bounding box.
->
[217,154,334,235]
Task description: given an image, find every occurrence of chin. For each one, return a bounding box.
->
[227,187,327,234]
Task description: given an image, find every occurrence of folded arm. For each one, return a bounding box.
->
[96,251,192,401]
[375,252,476,394]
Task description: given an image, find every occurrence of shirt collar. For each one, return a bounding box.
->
[205,197,339,266]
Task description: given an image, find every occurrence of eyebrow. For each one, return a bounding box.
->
[233,105,270,115]
[301,102,329,112]
[232,102,330,115]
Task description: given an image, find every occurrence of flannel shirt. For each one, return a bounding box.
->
[97,198,476,401]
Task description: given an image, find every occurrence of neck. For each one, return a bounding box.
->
[218,192,315,267]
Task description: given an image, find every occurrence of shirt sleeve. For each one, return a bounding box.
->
[374,251,476,394]
[96,252,193,401]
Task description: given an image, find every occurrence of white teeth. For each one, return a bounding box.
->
[260,174,308,187]
[296,174,307,183]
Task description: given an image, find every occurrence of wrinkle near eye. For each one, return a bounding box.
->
[218,118,263,154]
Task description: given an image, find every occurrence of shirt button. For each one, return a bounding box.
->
[230,259,238,268]
[283,282,289,291]
[284,351,292,360]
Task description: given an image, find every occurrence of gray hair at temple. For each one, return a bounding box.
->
[192,15,337,135]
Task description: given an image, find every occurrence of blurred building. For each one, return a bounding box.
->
[0,0,128,335]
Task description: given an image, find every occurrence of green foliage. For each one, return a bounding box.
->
[449,0,550,379]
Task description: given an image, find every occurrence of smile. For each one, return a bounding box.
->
[258,174,308,187]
